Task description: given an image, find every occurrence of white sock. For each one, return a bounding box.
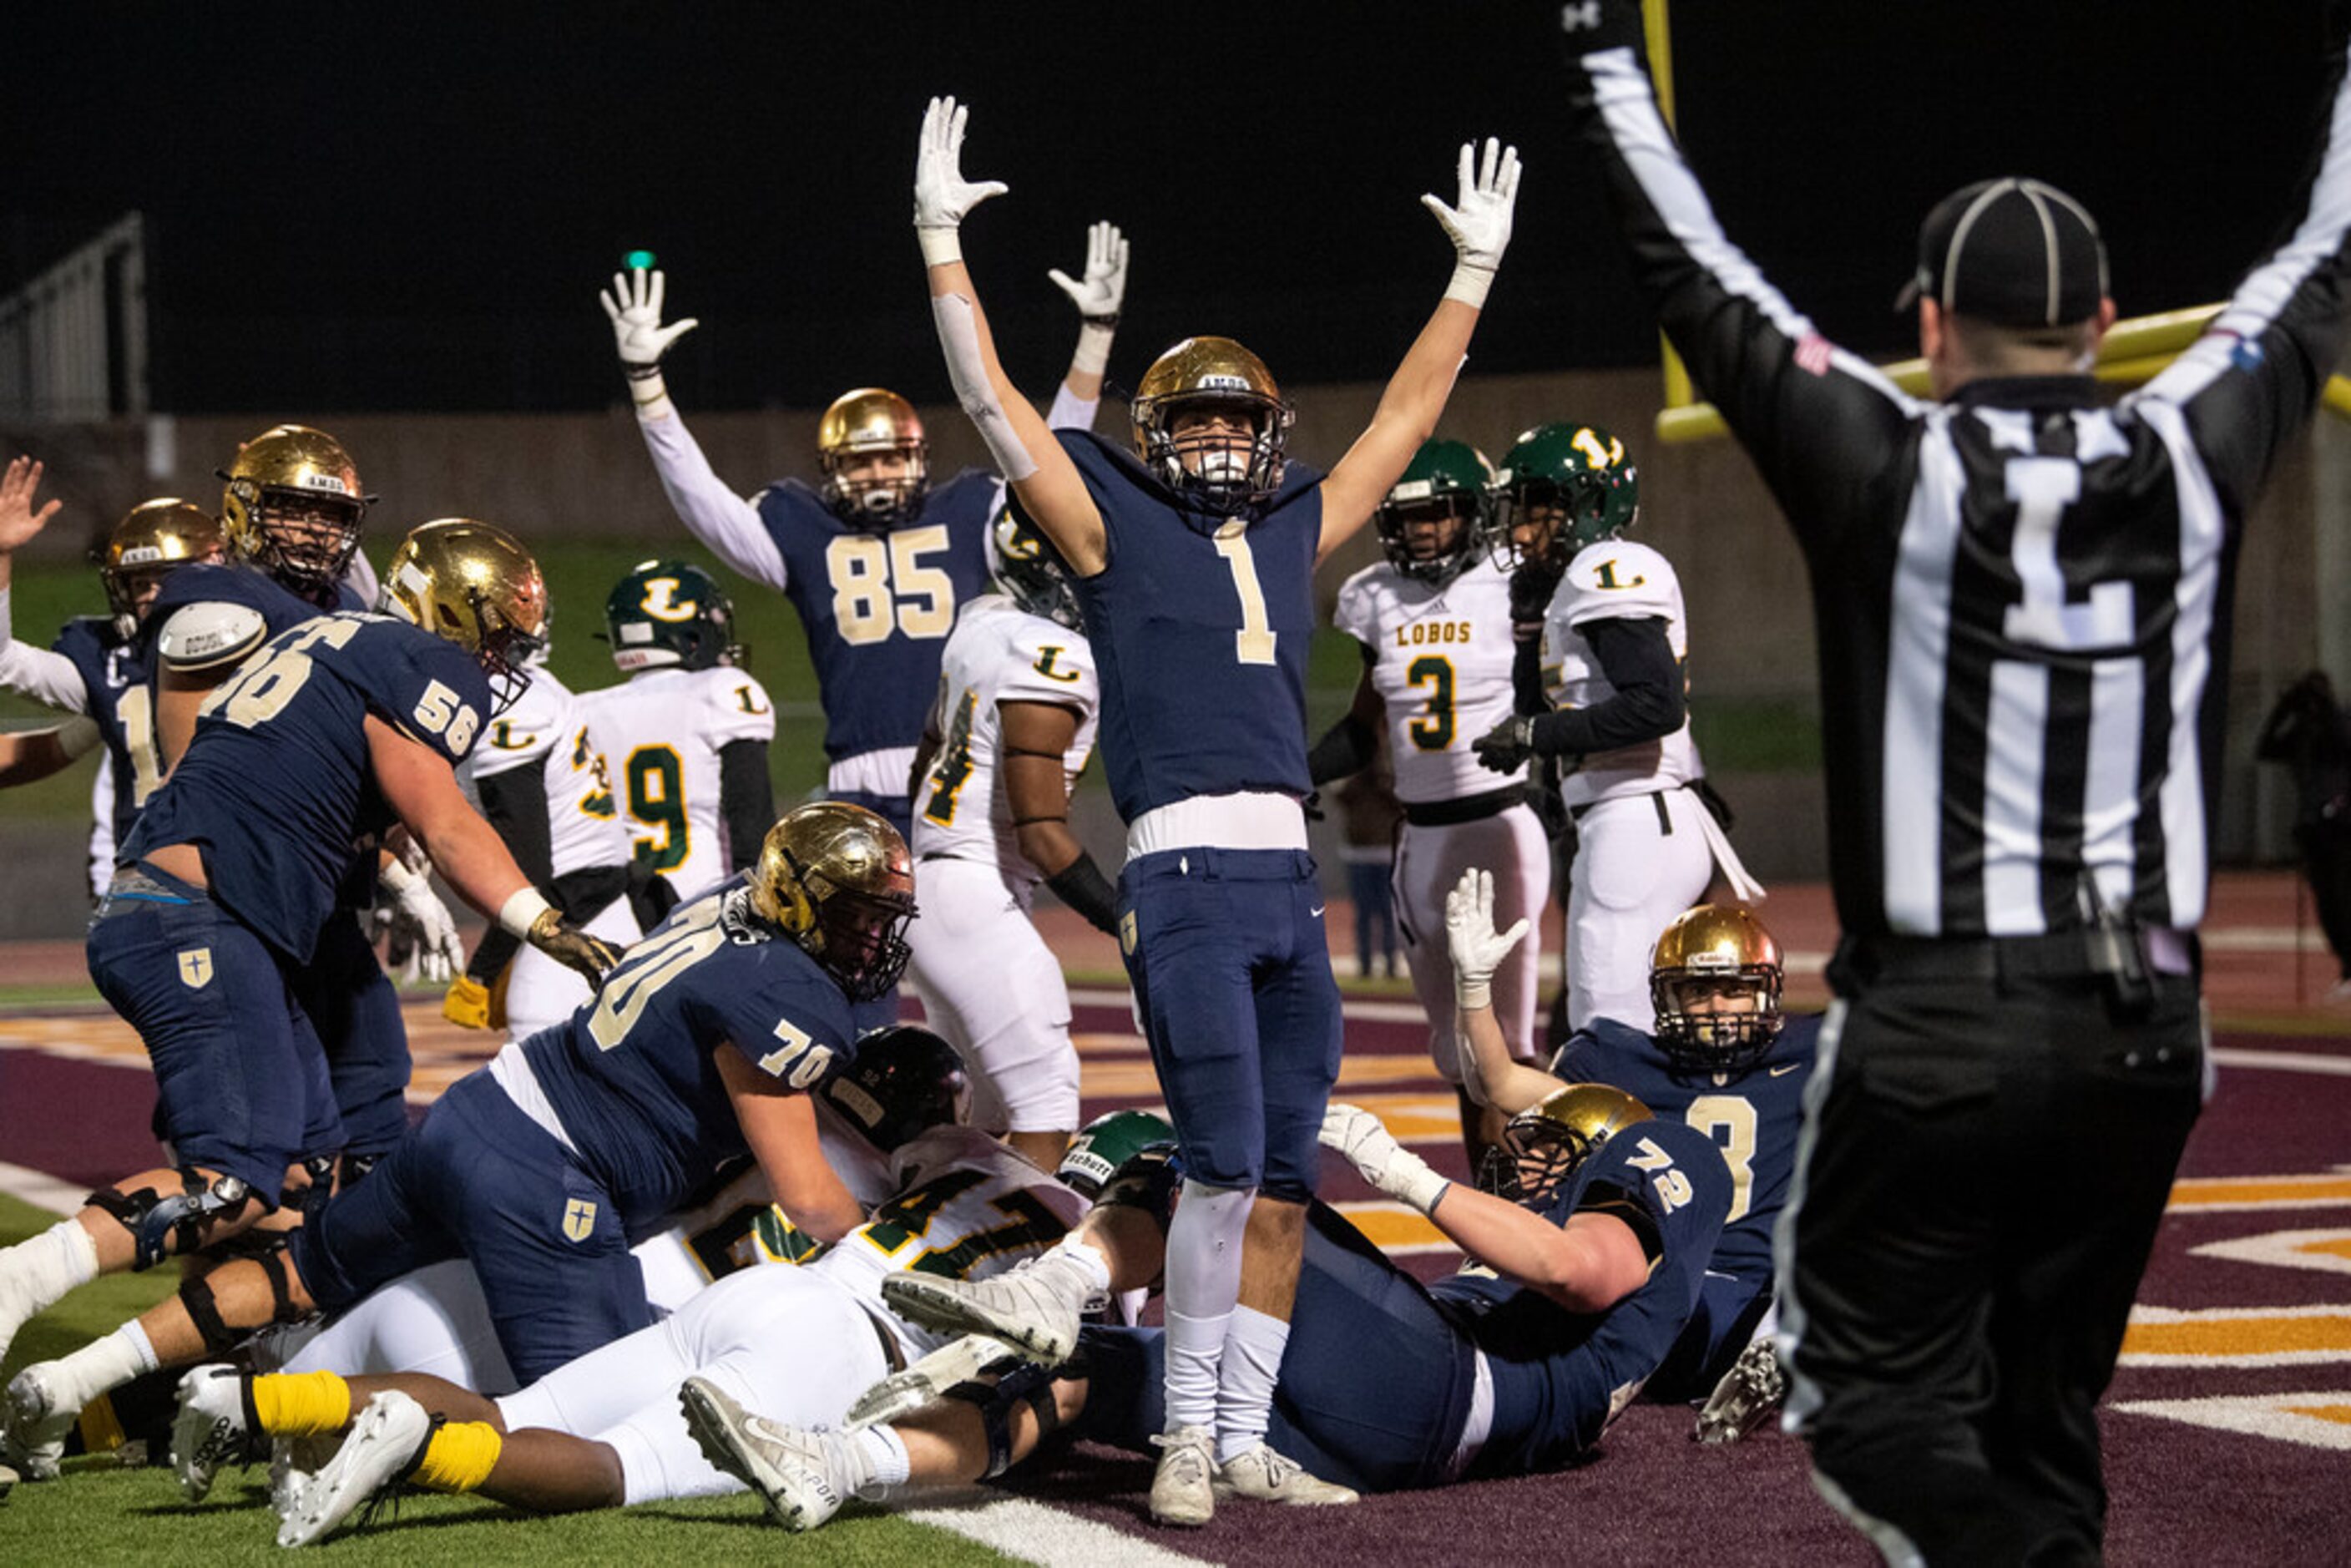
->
[1215,1306,1292,1463]
[1045,1234,1113,1297]
[1160,1182,1253,1433]
[0,1221,101,1322]
[48,1320,159,1409]
[853,1424,910,1491]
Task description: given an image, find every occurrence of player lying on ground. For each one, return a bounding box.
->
[681,1080,1731,1530]
[1443,866,1815,1439]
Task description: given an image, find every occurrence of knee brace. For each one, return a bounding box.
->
[88,1169,256,1271]
[178,1246,301,1358]
[941,1360,1064,1479]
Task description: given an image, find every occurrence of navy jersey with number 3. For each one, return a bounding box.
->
[1060,430,1323,821]
[124,613,489,961]
[753,472,997,764]
[523,878,855,1236]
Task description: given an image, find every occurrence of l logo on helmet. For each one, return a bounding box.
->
[640,577,697,622]
[562,1199,599,1242]
[177,948,214,989]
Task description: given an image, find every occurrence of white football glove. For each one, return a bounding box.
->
[1049,220,1130,323]
[599,267,700,371]
[1446,867,1529,1013]
[377,859,464,985]
[1321,1103,1451,1216]
[914,95,1009,266]
[1422,137,1522,309]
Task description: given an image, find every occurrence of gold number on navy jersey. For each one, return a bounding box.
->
[115,684,164,806]
[1212,524,1278,666]
[1405,654,1456,751]
[922,690,978,827]
[198,616,364,731]
[1625,1136,1695,1213]
[1685,1094,1758,1223]
[587,896,726,1050]
[623,743,690,872]
[826,524,956,646]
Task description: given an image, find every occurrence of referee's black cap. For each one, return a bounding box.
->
[1896,177,2110,327]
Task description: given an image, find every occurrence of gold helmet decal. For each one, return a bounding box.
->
[1493,1082,1653,1206]
[817,388,928,529]
[219,424,371,594]
[750,801,918,1002]
[1650,904,1785,1076]
[379,518,549,712]
[1129,336,1294,506]
[97,498,225,637]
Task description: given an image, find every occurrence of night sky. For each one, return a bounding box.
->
[4,1,2330,412]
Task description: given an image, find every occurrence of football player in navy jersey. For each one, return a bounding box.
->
[1444,868,1814,1440]
[684,1083,1729,1527]
[0,522,621,1474]
[909,94,1520,1518]
[598,219,1128,853]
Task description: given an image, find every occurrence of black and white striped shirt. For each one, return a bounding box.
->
[1566,28,2351,941]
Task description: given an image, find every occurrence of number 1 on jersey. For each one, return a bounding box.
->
[1213,524,1277,667]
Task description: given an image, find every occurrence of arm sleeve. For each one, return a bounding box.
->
[1529,617,1683,757]
[719,738,776,873]
[477,764,556,886]
[87,755,114,898]
[636,409,791,590]
[0,642,93,712]
[1307,711,1378,786]
[1565,44,1922,554]
[1043,382,1101,433]
[2138,18,2351,516]
[1512,630,1549,718]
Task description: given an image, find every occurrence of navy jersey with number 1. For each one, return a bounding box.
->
[50,617,160,846]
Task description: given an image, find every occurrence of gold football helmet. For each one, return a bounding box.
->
[378,519,549,713]
[1129,336,1295,507]
[817,388,928,529]
[96,499,225,637]
[1650,905,1785,1076]
[219,424,372,595]
[1492,1082,1653,1207]
[749,801,918,1002]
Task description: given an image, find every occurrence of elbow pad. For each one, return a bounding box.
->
[933,291,1039,482]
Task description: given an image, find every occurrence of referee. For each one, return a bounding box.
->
[1559,6,2351,1563]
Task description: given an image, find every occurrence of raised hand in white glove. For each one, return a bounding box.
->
[915,96,1009,267]
[599,267,700,374]
[1422,137,1523,309]
[1446,867,1529,1013]
[1322,1103,1452,1216]
[1049,221,1130,323]
[378,858,465,985]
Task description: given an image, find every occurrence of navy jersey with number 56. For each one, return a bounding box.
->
[124,613,490,961]
[753,473,997,765]
[1059,431,1323,822]
[523,877,856,1237]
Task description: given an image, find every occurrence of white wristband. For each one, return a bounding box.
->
[1399,1165,1453,1217]
[55,716,102,761]
[1071,321,1115,376]
[1443,260,1494,311]
[0,584,13,646]
[629,368,675,421]
[1456,976,1493,1012]
[378,857,422,895]
[918,225,964,269]
[498,886,554,939]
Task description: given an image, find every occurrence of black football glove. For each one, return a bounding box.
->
[1473,716,1539,773]
[1509,561,1563,635]
[528,910,627,986]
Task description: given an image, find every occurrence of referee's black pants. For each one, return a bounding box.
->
[1781,959,2203,1567]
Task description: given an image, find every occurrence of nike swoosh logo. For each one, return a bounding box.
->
[1309,904,1327,917]
[1770,1062,1802,1076]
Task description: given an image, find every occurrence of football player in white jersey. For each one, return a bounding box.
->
[1472,424,1759,1034]
[445,619,644,1041]
[905,508,1113,1169]
[578,559,775,905]
[1315,440,1549,1166]
[171,1034,1105,1542]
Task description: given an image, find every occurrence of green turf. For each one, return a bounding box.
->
[0,1193,1014,1562]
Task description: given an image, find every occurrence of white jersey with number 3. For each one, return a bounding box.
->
[1332,557,1523,803]
[463,666,634,877]
[576,665,776,902]
[1542,538,1702,809]
[911,594,1098,889]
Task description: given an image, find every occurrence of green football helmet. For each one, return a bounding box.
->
[992,503,1084,631]
[601,559,743,673]
[1375,439,1492,586]
[1488,422,1640,574]
[1056,1108,1177,1200]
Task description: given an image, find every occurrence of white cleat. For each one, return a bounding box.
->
[276,1390,430,1548]
[2,1364,74,1483]
[1147,1424,1216,1528]
[879,1252,1099,1366]
[170,1363,252,1503]
[845,1333,1017,1431]
[679,1376,867,1533]
[1693,1336,1788,1445]
[1213,1442,1359,1506]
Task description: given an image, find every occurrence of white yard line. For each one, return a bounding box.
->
[902,1493,1218,1567]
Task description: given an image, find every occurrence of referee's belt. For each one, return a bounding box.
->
[1837,926,2198,988]
[1402,786,1529,829]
